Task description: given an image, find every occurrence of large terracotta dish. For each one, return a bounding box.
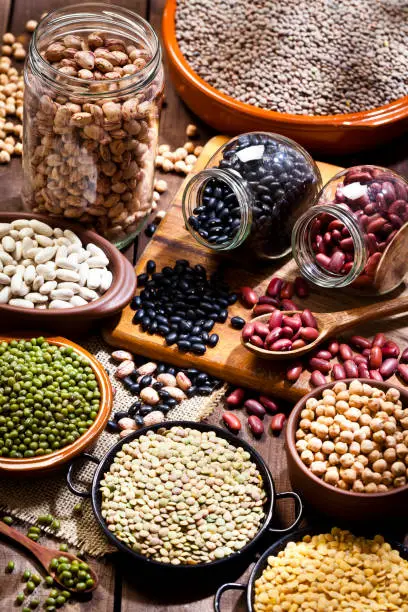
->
[0,212,136,333]
[0,335,112,474]
[162,0,408,154]
[286,378,408,521]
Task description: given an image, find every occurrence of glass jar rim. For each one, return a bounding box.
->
[29,2,161,97]
[182,168,254,251]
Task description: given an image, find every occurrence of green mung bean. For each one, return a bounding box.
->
[6,560,15,572]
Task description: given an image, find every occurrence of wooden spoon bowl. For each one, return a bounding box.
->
[0,520,98,593]
[242,294,408,360]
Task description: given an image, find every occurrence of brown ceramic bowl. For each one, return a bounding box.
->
[162,0,408,154]
[0,334,112,474]
[0,212,136,333]
[286,378,408,521]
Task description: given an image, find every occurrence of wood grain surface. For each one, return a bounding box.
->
[1,1,408,611]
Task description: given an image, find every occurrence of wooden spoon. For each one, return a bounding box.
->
[242,295,408,360]
[0,520,98,593]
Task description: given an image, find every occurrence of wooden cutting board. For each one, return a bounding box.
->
[103,136,406,401]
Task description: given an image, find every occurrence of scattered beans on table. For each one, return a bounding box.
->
[100,426,267,564]
[223,387,284,438]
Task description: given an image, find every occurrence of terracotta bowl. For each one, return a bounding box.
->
[162,0,408,154]
[0,212,136,333]
[0,334,112,474]
[286,378,408,521]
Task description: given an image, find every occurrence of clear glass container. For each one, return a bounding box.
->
[182,132,322,260]
[22,3,164,248]
[292,165,408,294]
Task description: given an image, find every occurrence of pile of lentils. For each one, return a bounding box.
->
[100,426,266,564]
[0,338,100,458]
[176,0,408,115]
[109,353,221,433]
[132,259,237,355]
[187,133,319,257]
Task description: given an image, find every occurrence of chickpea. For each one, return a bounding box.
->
[322,440,335,455]
[349,394,364,409]
[361,439,375,454]
[296,439,308,452]
[356,454,369,467]
[335,400,349,414]
[324,467,340,485]
[365,482,378,493]
[368,450,381,464]
[324,405,336,418]
[352,479,365,493]
[362,468,375,484]
[386,388,400,402]
[391,461,406,477]
[349,441,361,456]
[353,461,364,475]
[377,484,388,492]
[300,418,312,431]
[341,468,357,484]
[333,382,347,394]
[359,413,372,427]
[339,453,354,468]
[301,408,314,420]
[382,471,393,486]
[345,407,361,421]
[315,405,325,417]
[372,459,387,474]
[334,441,348,455]
[328,452,340,466]
[393,476,406,488]
[310,461,327,477]
[300,450,314,466]
[295,429,305,440]
[373,430,387,445]
[396,443,408,459]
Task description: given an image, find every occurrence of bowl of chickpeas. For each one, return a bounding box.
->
[285,378,408,521]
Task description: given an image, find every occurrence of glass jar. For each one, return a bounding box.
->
[292,165,408,294]
[182,132,322,260]
[22,3,164,248]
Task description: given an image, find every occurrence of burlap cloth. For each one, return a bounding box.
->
[0,336,227,557]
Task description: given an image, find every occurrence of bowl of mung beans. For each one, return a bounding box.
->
[0,335,112,473]
[286,378,408,521]
[163,0,408,154]
[66,421,303,571]
[214,526,408,612]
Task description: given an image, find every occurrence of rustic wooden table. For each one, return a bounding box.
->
[1,1,408,610]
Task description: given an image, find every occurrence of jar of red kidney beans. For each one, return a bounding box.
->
[292,165,408,294]
[182,132,322,260]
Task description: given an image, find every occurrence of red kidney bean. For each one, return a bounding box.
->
[364,252,382,276]
[249,335,264,348]
[301,309,317,328]
[270,413,286,434]
[242,322,255,341]
[292,339,306,350]
[286,362,303,381]
[226,388,246,407]
[379,358,399,379]
[244,399,266,419]
[369,346,383,369]
[309,357,331,374]
[332,364,346,380]
[366,217,386,234]
[258,296,280,306]
[366,233,378,255]
[239,286,258,307]
[254,322,269,338]
[389,213,403,229]
[350,335,372,350]
[400,348,408,363]
[259,396,278,414]
[280,281,294,299]
[382,341,400,358]
[281,299,298,311]
[369,369,383,382]
[280,326,294,339]
[323,231,332,245]
[397,363,408,382]
[328,251,346,273]
[339,343,353,361]
[339,237,354,251]
[389,199,407,215]
[372,333,386,348]
[328,219,344,231]
[282,314,302,332]
[328,340,339,356]
[316,253,331,269]
[266,277,283,297]
[222,412,241,432]
[270,339,292,351]
[354,355,368,366]
[253,304,277,316]
[343,360,358,378]
[299,327,319,341]
[315,350,332,360]
[382,181,396,202]
[269,310,283,329]
[247,415,264,437]
[310,370,326,387]
[265,328,283,346]
[358,363,370,378]
[294,276,309,298]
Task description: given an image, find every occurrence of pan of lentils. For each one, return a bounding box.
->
[66,421,302,569]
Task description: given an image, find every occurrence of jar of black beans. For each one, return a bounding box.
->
[182,132,321,259]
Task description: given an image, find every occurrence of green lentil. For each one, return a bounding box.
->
[23,570,31,581]
[16,593,25,604]
[45,598,56,606]
[0,339,100,459]
[2,515,13,525]
[6,560,15,572]
[73,503,82,514]
[27,526,40,535]
[60,591,70,599]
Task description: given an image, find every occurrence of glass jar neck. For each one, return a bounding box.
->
[292,204,367,288]
[182,167,254,251]
[28,2,161,98]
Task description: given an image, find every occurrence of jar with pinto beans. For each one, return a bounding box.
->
[292,165,408,294]
[22,4,164,248]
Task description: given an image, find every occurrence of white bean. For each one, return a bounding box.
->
[34,246,57,265]
[0,286,10,303]
[2,235,15,252]
[63,229,82,246]
[87,255,109,268]
[0,223,11,238]
[25,292,48,303]
[0,252,13,265]
[100,269,113,292]
[39,280,57,295]
[50,288,74,300]
[30,219,53,236]
[49,299,74,309]
[55,269,80,282]
[22,236,34,258]
[79,286,99,301]
[70,295,88,306]
[36,234,54,247]
[32,275,44,291]
[78,262,89,286]
[0,273,10,285]
[23,265,36,285]
[87,268,101,290]
[9,298,34,308]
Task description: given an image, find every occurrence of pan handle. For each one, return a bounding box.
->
[213,583,246,612]
[66,453,100,498]
[268,491,303,534]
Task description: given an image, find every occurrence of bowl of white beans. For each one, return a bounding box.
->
[0,212,136,332]
[286,378,408,521]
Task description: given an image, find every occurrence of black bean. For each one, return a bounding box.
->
[217,309,228,323]
[177,340,191,352]
[188,336,203,344]
[159,390,170,401]
[132,309,145,323]
[208,333,219,347]
[158,325,170,336]
[156,364,167,374]
[186,386,197,398]
[180,320,193,333]
[201,331,209,343]
[130,296,141,310]
[198,386,213,395]
[139,375,152,388]
[153,381,163,391]
[191,343,206,355]
[134,415,144,426]
[187,368,200,377]
[114,411,128,422]
[122,375,134,389]
[145,223,157,237]
[156,404,171,414]
[156,315,168,326]
[192,325,202,335]
[148,321,158,334]
[137,273,148,286]
[203,319,215,332]
[231,316,245,329]
[106,420,119,432]
[141,316,151,331]
[166,367,176,376]
[140,405,154,416]
[146,260,156,274]
[165,398,178,408]
[165,332,178,345]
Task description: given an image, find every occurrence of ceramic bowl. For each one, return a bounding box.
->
[162,0,408,154]
[286,378,408,521]
[0,212,136,333]
[0,334,112,474]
